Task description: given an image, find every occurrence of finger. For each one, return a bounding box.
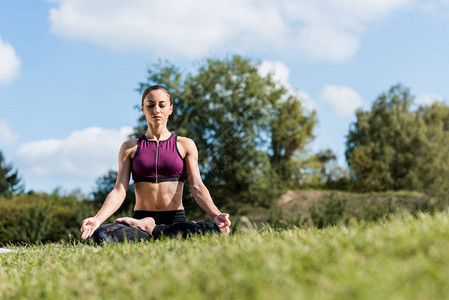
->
[81,218,93,232]
[84,228,94,239]
[81,223,90,233]
[225,226,230,234]
[84,229,92,239]
[81,222,87,232]
[218,214,231,225]
[224,214,231,224]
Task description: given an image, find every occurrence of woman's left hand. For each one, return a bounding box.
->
[214,213,231,234]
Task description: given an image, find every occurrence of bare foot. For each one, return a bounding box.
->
[115,217,156,235]
[114,217,140,227]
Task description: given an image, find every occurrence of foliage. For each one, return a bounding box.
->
[0,150,24,198]
[133,56,317,210]
[345,84,449,194]
[310,149,351,190]
[309,195,348,228]
[0,193,97,244]
[3,212,449,300]
[238,190,437,230]
[270,96,317,187]
[415,103,449,202]
[0,189,441,244]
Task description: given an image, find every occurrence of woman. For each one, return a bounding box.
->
[81,85,231,244]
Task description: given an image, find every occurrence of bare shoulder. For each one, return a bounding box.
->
[177,136,196,147]
[177,136,197,157]
[121,138,139,158]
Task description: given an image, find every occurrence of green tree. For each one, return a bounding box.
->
[415,102,449,199]
[314,149,350,190]
[270,96,317,188]
[133,56,318,209]
[0,150,24,197]
[345,84,449,193]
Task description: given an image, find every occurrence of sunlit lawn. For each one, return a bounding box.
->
[1,211,449,300]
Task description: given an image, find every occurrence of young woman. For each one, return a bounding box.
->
[80,85,231,244]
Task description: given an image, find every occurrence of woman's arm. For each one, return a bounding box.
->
[182,138,231,233]
[80,140,134,239]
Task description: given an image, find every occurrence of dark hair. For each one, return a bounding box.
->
[141,85,172,105]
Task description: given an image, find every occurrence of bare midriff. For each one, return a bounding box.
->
[133,181,185,211]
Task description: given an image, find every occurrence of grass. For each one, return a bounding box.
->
[1,211,449,300]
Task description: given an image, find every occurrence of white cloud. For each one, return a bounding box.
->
[49,0,410,62]
[415,93,445,106]
[295,25,360,62]
[0,119,19,146]
[0,37,21,85]
[16,126,132,180]
[321,85,364,117]
[258,60,318,111]
[258,61,290,86]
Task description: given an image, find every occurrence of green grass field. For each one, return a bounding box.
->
[1,211,449,300]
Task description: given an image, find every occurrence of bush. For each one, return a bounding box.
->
[310,194,347,228]
[0,193,97,244]
[235,190,441,231]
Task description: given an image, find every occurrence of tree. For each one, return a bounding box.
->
[0,150,24,197]
[314,149,350,190]
[345,84,449,193]
[133,56,318,209]
[415,102,449,198]
[270,96,317,188]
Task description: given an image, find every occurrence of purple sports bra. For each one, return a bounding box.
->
[131,133,186,183]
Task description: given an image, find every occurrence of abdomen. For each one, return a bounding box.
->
[134,181,184,211]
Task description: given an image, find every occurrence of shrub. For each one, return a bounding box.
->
[0,193,97,244]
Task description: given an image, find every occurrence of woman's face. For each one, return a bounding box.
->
[141,90,173,125]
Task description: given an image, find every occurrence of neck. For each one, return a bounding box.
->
[145,124,171,141]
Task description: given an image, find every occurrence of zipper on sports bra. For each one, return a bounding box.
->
[155,141,159,182]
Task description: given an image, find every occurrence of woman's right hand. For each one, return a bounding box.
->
[80,217,101,239]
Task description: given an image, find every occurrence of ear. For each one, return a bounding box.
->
[169,105,173,115]
[141,105,144,113]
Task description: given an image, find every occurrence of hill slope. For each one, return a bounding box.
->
[238,190,435,228]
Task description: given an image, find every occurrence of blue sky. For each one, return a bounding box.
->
[0,0,448,195]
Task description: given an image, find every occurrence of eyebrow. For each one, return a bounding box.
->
[147,100,167,103]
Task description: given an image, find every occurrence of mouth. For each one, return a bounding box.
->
[153,116,162,119]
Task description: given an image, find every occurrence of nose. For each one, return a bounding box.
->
[153,105,161,113]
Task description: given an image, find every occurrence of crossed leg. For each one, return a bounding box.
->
[91,217,220,245]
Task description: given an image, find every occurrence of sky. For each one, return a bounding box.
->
[0,0,448,196]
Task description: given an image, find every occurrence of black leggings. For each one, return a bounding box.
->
[91,210,220,245]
